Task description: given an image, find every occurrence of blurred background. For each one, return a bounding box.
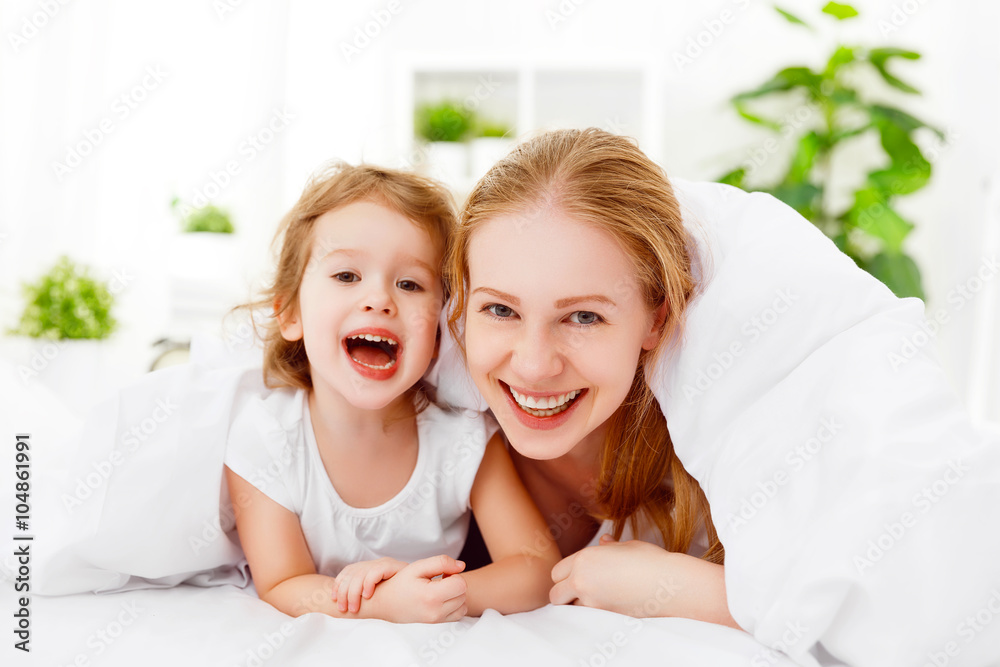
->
[1,0,997,423]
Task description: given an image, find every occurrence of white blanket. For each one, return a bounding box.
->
[4,582,808,666]
[649,181,1000,667]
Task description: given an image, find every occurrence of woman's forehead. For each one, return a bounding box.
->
[468,210,642,301]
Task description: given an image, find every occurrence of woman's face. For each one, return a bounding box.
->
[464,206,662,461]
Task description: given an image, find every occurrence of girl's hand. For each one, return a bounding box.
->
[549,536,739,628]
[373,555,469,623]
[332,557,408,613]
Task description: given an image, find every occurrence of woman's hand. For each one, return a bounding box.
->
[369,555,469,623]
[332,557,408,613]
[549,535,740,628]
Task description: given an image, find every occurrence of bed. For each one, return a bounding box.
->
[4,180,999,667]
[0,360,799,667]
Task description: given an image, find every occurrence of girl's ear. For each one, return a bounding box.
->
[641,301,668,351]
[274,296,303,342]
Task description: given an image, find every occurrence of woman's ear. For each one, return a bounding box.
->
[274,296,303,342]
[641,301,668,351]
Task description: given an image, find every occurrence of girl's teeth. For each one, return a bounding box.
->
[354,358,396,370]
[348,333,398,346]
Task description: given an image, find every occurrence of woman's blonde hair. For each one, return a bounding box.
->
[445,128,723,563]
[244,161,456,392]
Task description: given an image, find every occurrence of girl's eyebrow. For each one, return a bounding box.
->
[319,247,437,275]
[470,287,616,309]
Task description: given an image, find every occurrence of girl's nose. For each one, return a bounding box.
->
[361,283,396,316]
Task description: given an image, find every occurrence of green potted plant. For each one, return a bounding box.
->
[414,100,475,184]
[7,255,118,414]
[716,2,943,299]
[167,198,243,340]
[179,203,235,234]
[10,255,117,340]
[469,118,515,179]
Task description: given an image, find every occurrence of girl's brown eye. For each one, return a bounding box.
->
[334,272,358,283]
[398,280,421,292]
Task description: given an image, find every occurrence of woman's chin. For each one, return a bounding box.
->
[499,419,580,460]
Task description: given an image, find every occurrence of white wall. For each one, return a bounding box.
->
[1,0,997,419]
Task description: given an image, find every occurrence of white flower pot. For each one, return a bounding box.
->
[166,233,244,340]
[3,337,112,419]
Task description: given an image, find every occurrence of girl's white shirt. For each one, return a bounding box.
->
[224,386,496,576]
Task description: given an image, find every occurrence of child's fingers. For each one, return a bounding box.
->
[441,592,467,616]
[407,555,465,580]
[337,576,353,613]
[432,571,467,603]
[442,598,468,623]
[362,568,384,599]
[347,575,365,613]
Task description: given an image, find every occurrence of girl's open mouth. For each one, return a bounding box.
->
[343,329,401,379]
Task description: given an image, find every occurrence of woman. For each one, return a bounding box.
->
[436,127,1000,665]
[443,127,736,627]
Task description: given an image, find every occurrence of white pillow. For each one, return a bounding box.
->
[35,363,259,594]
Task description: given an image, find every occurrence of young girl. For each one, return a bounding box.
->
[224,162,559,623]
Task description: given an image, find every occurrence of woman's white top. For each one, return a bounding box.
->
[224,386,496,577]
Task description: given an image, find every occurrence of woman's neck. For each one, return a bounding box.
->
[524,422,606,509]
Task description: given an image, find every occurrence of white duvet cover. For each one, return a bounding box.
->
[6,583,801,666]
[4,179,999,667]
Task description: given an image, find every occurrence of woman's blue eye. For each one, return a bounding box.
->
[334,272,359,283]
[485,304,515,319]
[569,311,602,325]
[397,280,421,292]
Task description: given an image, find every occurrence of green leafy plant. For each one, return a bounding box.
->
[718,2,944,299]
[171,198,235,234]
[473,119,513,139]
[415,100,474,143]
[10,256,117,340]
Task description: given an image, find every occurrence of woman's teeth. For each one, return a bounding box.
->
[509,386,581,417]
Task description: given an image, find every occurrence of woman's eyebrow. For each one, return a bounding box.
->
[555,295,616,308]
[471,287,520,305]
[471,288,616,309]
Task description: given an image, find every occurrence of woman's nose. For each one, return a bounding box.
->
[509,325,564,383]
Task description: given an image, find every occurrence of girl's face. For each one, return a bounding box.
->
[464,207,662,461]
[279,200,443,411]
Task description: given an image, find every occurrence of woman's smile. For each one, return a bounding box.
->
[499,379,589,429]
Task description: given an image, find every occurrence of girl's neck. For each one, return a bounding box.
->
[307,380,415,451]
